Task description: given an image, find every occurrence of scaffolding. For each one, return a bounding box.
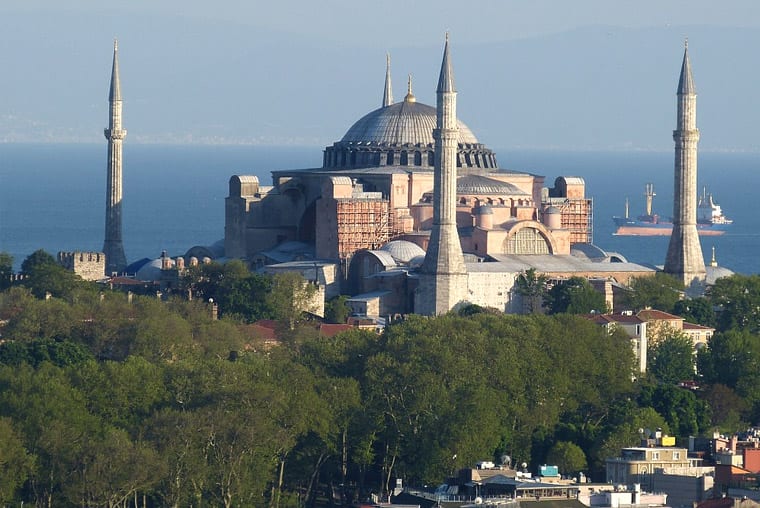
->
[335,198,391,259]
[543,197,593,244]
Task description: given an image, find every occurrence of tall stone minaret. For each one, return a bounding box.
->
[382,53,393,107]
[415,35,468,315]
[664,40,706,289]
[103,39,128,275]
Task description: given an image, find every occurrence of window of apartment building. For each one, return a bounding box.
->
[673,452,680,459]
[651,452,660,460]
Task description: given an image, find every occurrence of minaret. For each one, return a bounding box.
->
[103,39,128,275]
[382,53,393,107]
[664,40,706,289]
[415,34,468,315]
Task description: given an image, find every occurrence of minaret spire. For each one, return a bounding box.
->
[664,40,705,292]
[382,53,393,107]
[103,39,128,275]
[415,34,468,315]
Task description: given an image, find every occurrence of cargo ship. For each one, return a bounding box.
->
[613,183,732,236]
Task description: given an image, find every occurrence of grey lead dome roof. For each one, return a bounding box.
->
[456,175,529,196]
[341,100,479,146]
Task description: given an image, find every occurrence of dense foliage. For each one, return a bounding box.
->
[0,251,758,506]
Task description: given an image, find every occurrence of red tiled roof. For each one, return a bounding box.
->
[637,309,683,321]
[584,313,644,325]
[683,322,714,331]
[318,323,355,337]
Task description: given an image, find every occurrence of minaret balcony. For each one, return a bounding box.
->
[104,128,127,140]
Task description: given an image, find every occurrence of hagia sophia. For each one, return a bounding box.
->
[223,37,658,317]
[91,36,729,320]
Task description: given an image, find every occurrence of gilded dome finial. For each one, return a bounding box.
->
[404,74,416,102]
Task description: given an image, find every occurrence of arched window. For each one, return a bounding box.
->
[504,227,551,255]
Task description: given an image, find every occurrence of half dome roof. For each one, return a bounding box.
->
[456,175,529,196]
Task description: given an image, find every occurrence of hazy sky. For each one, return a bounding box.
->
[2,1,760,150]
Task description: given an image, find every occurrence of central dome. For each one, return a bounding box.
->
[341,100,479,145]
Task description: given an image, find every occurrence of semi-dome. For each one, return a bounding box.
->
[456,175,529,196]
[341,101,479,146]
[380,240,426,264]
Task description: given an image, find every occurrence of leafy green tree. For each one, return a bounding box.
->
[515,268,548,313]
[0,252,13,291]
[697,329,760,392]
[638,382,710,437]
[268,272,319,331]
[19,249,86,299]
[702,384,748,431]
[20,249,56,276]
[183,259,274,322]
[0,417,36,504]
[592,407,670,472]
[544,277,607,315]
[0,339,92,368]
[623,273,684,313]
[546,441,587,476]
[325,295,351,324]
[673,297,716,327]
[647,331,695,384]
[708,274,760,332]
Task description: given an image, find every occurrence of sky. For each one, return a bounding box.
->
[2,0,760,150]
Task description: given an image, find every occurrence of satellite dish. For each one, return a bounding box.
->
[638,428,644,435]
[501,455,511,467]
[521,462,528,470]
[475,497,483,505]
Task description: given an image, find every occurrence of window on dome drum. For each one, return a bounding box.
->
[427,151,434,166]
[387,151,393,165]
[414,151,422,166]
[400,151,408,165]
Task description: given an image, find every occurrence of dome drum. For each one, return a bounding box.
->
[323,140,497,170]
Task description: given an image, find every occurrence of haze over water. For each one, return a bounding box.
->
[1,144,758,275]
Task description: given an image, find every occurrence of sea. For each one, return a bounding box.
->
[1,143,759,275]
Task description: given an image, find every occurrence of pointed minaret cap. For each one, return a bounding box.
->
[437,32,455,93]
[677,38,696,95]
[382,53,393,107]
[109,38,122,101]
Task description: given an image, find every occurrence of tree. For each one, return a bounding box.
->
[702,384,748,431]
[20,249,56,276]
[638,382,710,437]
[673,297,716,327]
[546,441,587,476]
[324,296,351,324]
[544,277,607,315]
[708,275,760,333]
[647,331,695,384]
[0,252,12,291]
[592,407,670,472]
[697,329,760,393]
[515,268,548,313]
[268,272,319,331]
[623,273,684,313]
[0,417,36,504]
[19,249,86,299]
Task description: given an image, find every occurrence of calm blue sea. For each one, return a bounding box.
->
[1,144,759,274]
